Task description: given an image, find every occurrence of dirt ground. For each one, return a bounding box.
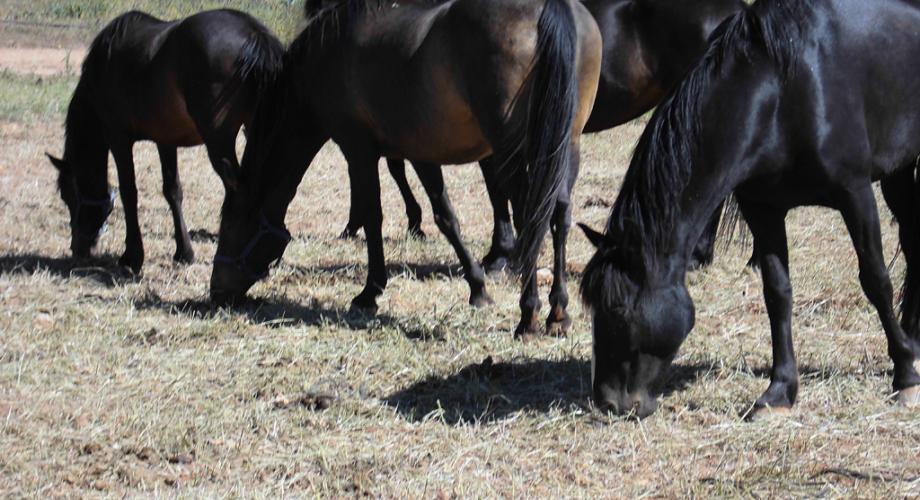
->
[1,36,919,497]
[0,46,86,76]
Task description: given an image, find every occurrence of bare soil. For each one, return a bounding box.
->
[0,46,86,76]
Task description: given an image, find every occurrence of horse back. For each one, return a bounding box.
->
[779,0,920,178]
[79,9,279,146]
[313,0,598,164]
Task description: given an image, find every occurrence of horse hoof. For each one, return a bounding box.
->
[118,254,143,274]
[350,293,379,315]
[339,227,360,240]
[514,319,540,342]
[746,405,792,421]
[897,385,920,407]
[469,292,494,308]
[546,317,572,337]
[174,250,195,264]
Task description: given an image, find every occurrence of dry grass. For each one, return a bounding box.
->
[2,16,920,499]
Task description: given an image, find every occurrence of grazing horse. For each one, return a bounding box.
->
[210,0,602,337]
[47,9,283,272]
[342,0,744,271]
[580,0,920,419]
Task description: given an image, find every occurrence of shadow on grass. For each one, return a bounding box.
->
[189,228,218,243]
[0,252,138,287]
[384,357,717,425]
[287,261,467,282]
[132,293,401,332]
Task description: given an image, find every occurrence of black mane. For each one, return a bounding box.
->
[581,0,814,309]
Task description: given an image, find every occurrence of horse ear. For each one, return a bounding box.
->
[219,158,241,193]
[578,223,607,249]
[46,153,69,173]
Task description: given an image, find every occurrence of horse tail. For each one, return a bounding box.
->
[511,0,579,277]
[212,25,285,126]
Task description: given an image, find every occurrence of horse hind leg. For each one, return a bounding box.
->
[414,162,492,308]
[545,140,582,336]
[480,158,517,274]
[840,183,920,405]
[157,144,194,263]
[343,148,387,312]
[343,158,426,239]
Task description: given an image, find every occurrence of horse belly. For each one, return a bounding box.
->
[383,114,491,165]
[368,68,492,164]
[133,80,204,147]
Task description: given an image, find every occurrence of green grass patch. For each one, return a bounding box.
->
[0,71,77,123]
[1,0,306,41]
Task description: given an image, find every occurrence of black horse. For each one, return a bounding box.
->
[342,0,744,271]
[210,0,602,337]
[47,9,283,272]
[580,0,920,418]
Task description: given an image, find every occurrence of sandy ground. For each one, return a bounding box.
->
[0,46,86,76]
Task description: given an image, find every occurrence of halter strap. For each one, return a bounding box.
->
[214,213,292,281]
[73,190,115,238]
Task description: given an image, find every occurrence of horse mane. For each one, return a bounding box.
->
[582,0,814,309]
[83,11,162,72]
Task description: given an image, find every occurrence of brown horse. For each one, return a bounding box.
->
[210,0,602,336]
[47,9,283,272]
[339,0,744,335]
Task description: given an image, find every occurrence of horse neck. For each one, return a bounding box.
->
[626,74,768,286]
[63,85,110,198]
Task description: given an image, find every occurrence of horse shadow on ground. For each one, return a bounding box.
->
[0,253,138,287]
[189,229,218,243]
[383,357,719,425]
[132,292,401,332]
[290,261,468,283]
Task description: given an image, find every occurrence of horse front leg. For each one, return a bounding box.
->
[739,200,798,419]
[838,184,920,405]
[347,153,386,313]
[111,144,144,273]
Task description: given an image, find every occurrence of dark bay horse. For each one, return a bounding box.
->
[47,9,283,272]
[342,0,744,270]
[580,0,920,418]
[210,0,602,336]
